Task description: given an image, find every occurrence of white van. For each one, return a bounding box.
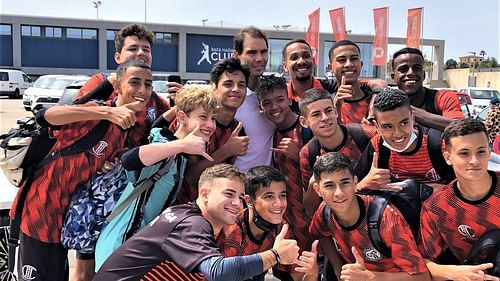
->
[0,69,33,98]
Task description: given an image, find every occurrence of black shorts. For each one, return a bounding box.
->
[18,232,69,281]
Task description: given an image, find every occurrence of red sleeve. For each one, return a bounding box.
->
[380,206,428,275]
[435,90,464,119]
[73,73,106,100]
[308,203,331,239]
[299,145,312,191]
[418,201,448,260]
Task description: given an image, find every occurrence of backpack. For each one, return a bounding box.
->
[7,120,110,274]
[464,229,500,276]
[95,154,187,270]
[307,123,370,170]
[60,162,129,253]
[377,126,455,182]
[322,178,433,258]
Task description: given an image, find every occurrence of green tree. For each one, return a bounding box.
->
[491,57,498,68]
[459,62,469,69]
[445,58,458,69]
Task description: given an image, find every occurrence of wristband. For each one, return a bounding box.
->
[270,248,281,264]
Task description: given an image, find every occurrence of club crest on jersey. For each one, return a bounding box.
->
[363,247,383,262]
[147,106,157,122]
[458,224,475,239]
[91,140,109,157]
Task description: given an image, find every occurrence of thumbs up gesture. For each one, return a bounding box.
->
[271,128,301,161]
[333,76,353,106]
[182,123,214,161]
[294,240,319,278]
[356,152,401,192]
[272,224,300,265]
[340,247,374,281]
[222,122,249,157]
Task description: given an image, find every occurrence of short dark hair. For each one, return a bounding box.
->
[313,152,354,181]
[255,75,287,101]
[115,23,154,53]
[373,88,411,119]
[245,165,287,199]
[392,47,424,69]
[233,26,268,54]
[298,88,333,116]
[282,39,312,61]
[443,118,489,150]
[328,40,360,63]
[116,59,151,81]
[210,58,250,85]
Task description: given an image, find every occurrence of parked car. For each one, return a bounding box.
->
[58,79,89,105]
[152,80,169,103]
[31,75,88,112]
[0,162,19,281]
[23,74,65,111]
[475,106,490,122]
[0,69,32,99]
[458,87,500,117]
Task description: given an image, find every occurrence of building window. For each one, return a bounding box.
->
[154,32,174,44]
[21,25,41,37]
[0,24,12,35]
[66,28,97,39]
[45,27,62,38]
[106,30,117,40]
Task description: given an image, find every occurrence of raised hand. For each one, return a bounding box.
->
[357,152,400,192]
[222,122,249,157]
[340,247,374,281]
[109,100,145,129]
[166,81,183,101]
[449,263,499,281]
[295,240,319,278]
[334,76,353,106]
[182,123,214,161]
[272,224,300,265]
[271,128,300,161]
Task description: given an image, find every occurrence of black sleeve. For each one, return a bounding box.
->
[354,142,375,181]
[151,114,171,129]
[73,79,114,105]
[121,147,145,171]
[34,107,59,128]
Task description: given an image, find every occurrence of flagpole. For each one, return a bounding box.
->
[420,7,424,51]
[384,7,389,82]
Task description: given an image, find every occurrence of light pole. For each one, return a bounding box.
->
[201,19,208,27]
[92,0,102,20]
[469,51,476,86]
[144,0,147,22]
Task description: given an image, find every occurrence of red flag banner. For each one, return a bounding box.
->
[372,7,388,66]
[329,7,346,42]
[306,8,320,62]
[406,7,422,48]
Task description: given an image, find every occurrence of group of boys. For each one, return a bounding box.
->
[8,21,499,281]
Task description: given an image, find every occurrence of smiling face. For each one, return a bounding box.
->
[300,99,339,139]
[328,45,362,85]
[392,53,425,96]
[283,42,314,82]
[259,89,294,128]
[116,66,153,106]
[313,169,358,219]
[204,177,245,228]
[375,106,415,151]
[214,70,247,110]
[115,36,152,66]
[234,35,268,77]
[444,132,490,182]
[251,181,287,225]
[179,105,217,142]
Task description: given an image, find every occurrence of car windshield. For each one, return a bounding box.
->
[153,81,167,93]
[33,77,59,88]
[477,107,490,122]
[48,79,79,90]
[469,89,500,99]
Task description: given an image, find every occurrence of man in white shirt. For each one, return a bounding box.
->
[233,26,275,171]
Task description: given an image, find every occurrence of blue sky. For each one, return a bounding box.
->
[1,0,499,61]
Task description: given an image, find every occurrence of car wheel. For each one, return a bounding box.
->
[9,89,20,99]
[0,212,17,281]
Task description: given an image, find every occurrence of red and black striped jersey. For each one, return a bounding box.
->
[339,80,372,125]
[419,171,500,262]
[272,118,311,250]
[309,195,428,274]
[10,101,143,243]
